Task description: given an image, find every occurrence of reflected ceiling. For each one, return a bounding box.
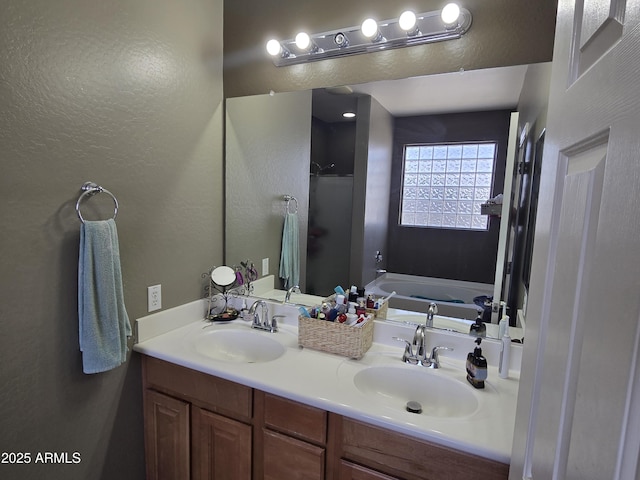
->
[313,64,528,123]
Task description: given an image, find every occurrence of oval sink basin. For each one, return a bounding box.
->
[194,329,285,363]
[353,366,478,417]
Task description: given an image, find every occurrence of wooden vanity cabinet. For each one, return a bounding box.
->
[191,407,252,480]
[142,356,253,480]
[333,416,509,480]
[256,392,328,480]
[142,356,509,480]
[338,461,398,480]
[144,389,190,480]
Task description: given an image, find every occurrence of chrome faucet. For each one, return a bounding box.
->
[413,324,428,363]
[426,302,438,328]
[248,300,278,332]
[284,285,301,304]
[393,322,453,368]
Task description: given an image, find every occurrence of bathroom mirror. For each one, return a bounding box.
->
[225,63,550,339]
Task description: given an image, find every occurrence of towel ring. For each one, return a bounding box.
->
[283,194,298,214]
[76,182,119,224]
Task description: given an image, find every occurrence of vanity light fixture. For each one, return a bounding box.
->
[399,11,420,36]
[266,3,471,67]
[441,3,462,27]
[295,32,320,53]
[361,18,384,43]
[334,32,349,48]
[266,39,287,57]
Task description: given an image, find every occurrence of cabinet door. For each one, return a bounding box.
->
[144,389,190,480]
[263,429,325,480]
[192,407,252,480]
[339,461,398,480]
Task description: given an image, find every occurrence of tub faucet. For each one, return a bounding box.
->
[426,302,438,328]
[284,285,301,304]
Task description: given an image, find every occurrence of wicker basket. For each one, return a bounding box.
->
[298,315,374,359]
[367,301,388,319]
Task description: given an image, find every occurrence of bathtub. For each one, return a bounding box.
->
[365,273,493,321]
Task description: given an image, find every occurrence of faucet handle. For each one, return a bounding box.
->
[429,346,453,369]
[251,312,262,328]
[393,337,418,365]
[270,315,285,332]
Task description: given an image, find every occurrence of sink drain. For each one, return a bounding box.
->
[405,401,422,414]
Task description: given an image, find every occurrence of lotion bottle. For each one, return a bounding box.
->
[498,316,511,379]
[469,311,486,337]
[466,338,488,389]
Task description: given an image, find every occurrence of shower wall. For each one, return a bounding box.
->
[306,175,354,295]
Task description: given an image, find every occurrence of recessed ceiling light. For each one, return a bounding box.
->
[343,112,356,118]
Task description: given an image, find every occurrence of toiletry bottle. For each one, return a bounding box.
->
[466,338,488,389]
[499,316,511,379]
[366,294,374,309]
[348,286,358,303]
[469,311,487,337]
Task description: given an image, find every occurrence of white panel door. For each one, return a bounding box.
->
[511,1,640,479]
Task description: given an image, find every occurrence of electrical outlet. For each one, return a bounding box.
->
[148,284,161,312]
[262,258,269,276]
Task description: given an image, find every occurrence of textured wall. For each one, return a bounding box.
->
[0,0,223,478]
[224,0,557,98]
[225,91,311,290]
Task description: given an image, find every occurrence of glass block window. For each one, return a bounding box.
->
[400,142,496,230]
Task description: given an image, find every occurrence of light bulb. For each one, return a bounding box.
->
[361,18,379,38]
[441,3,461,25]
[266,39,282,56]
[342,112,356,118]
[399,11,417,32]
[295,32,311,50]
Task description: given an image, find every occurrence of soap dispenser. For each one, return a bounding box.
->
[469,311,486,337]
[466,338,488,389]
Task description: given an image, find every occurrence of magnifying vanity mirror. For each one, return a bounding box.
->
[225,63,551,340]
[211,266,236,287]
[205,266,243,321]
[211,265,236,287]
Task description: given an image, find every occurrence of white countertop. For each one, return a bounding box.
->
[134,298,520,464]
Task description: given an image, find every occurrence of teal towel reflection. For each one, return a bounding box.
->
[279,212,300,289]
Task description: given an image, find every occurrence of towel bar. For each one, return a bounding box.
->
[75,181,119,223]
